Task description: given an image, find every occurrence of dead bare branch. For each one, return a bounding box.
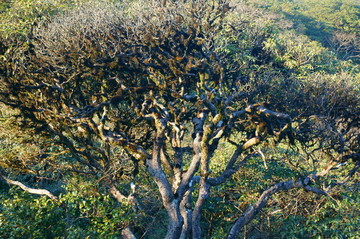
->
[0,171,58,200]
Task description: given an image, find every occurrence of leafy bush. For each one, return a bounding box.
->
[0,181,134,239]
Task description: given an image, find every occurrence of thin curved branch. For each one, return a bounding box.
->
[208,136,262,187]
[0,171,58,200]
[340,160,360,184]
[227,168,346,239]
[208,153,255,186]
[227,178,325,239]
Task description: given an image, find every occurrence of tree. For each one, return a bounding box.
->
[1,0,359,238]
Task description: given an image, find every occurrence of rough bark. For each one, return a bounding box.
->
[146,113,184,239]
[192,122,212,239]
[121,228,137,239]
[109,185,129,202]
[179,188,193,239]
[192,177,210,239]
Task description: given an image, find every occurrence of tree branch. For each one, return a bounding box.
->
[208,153,254,186]
[227,171,335,239]
[0,171,58,200]
[176,111,208,198]
[121,227,137,239]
